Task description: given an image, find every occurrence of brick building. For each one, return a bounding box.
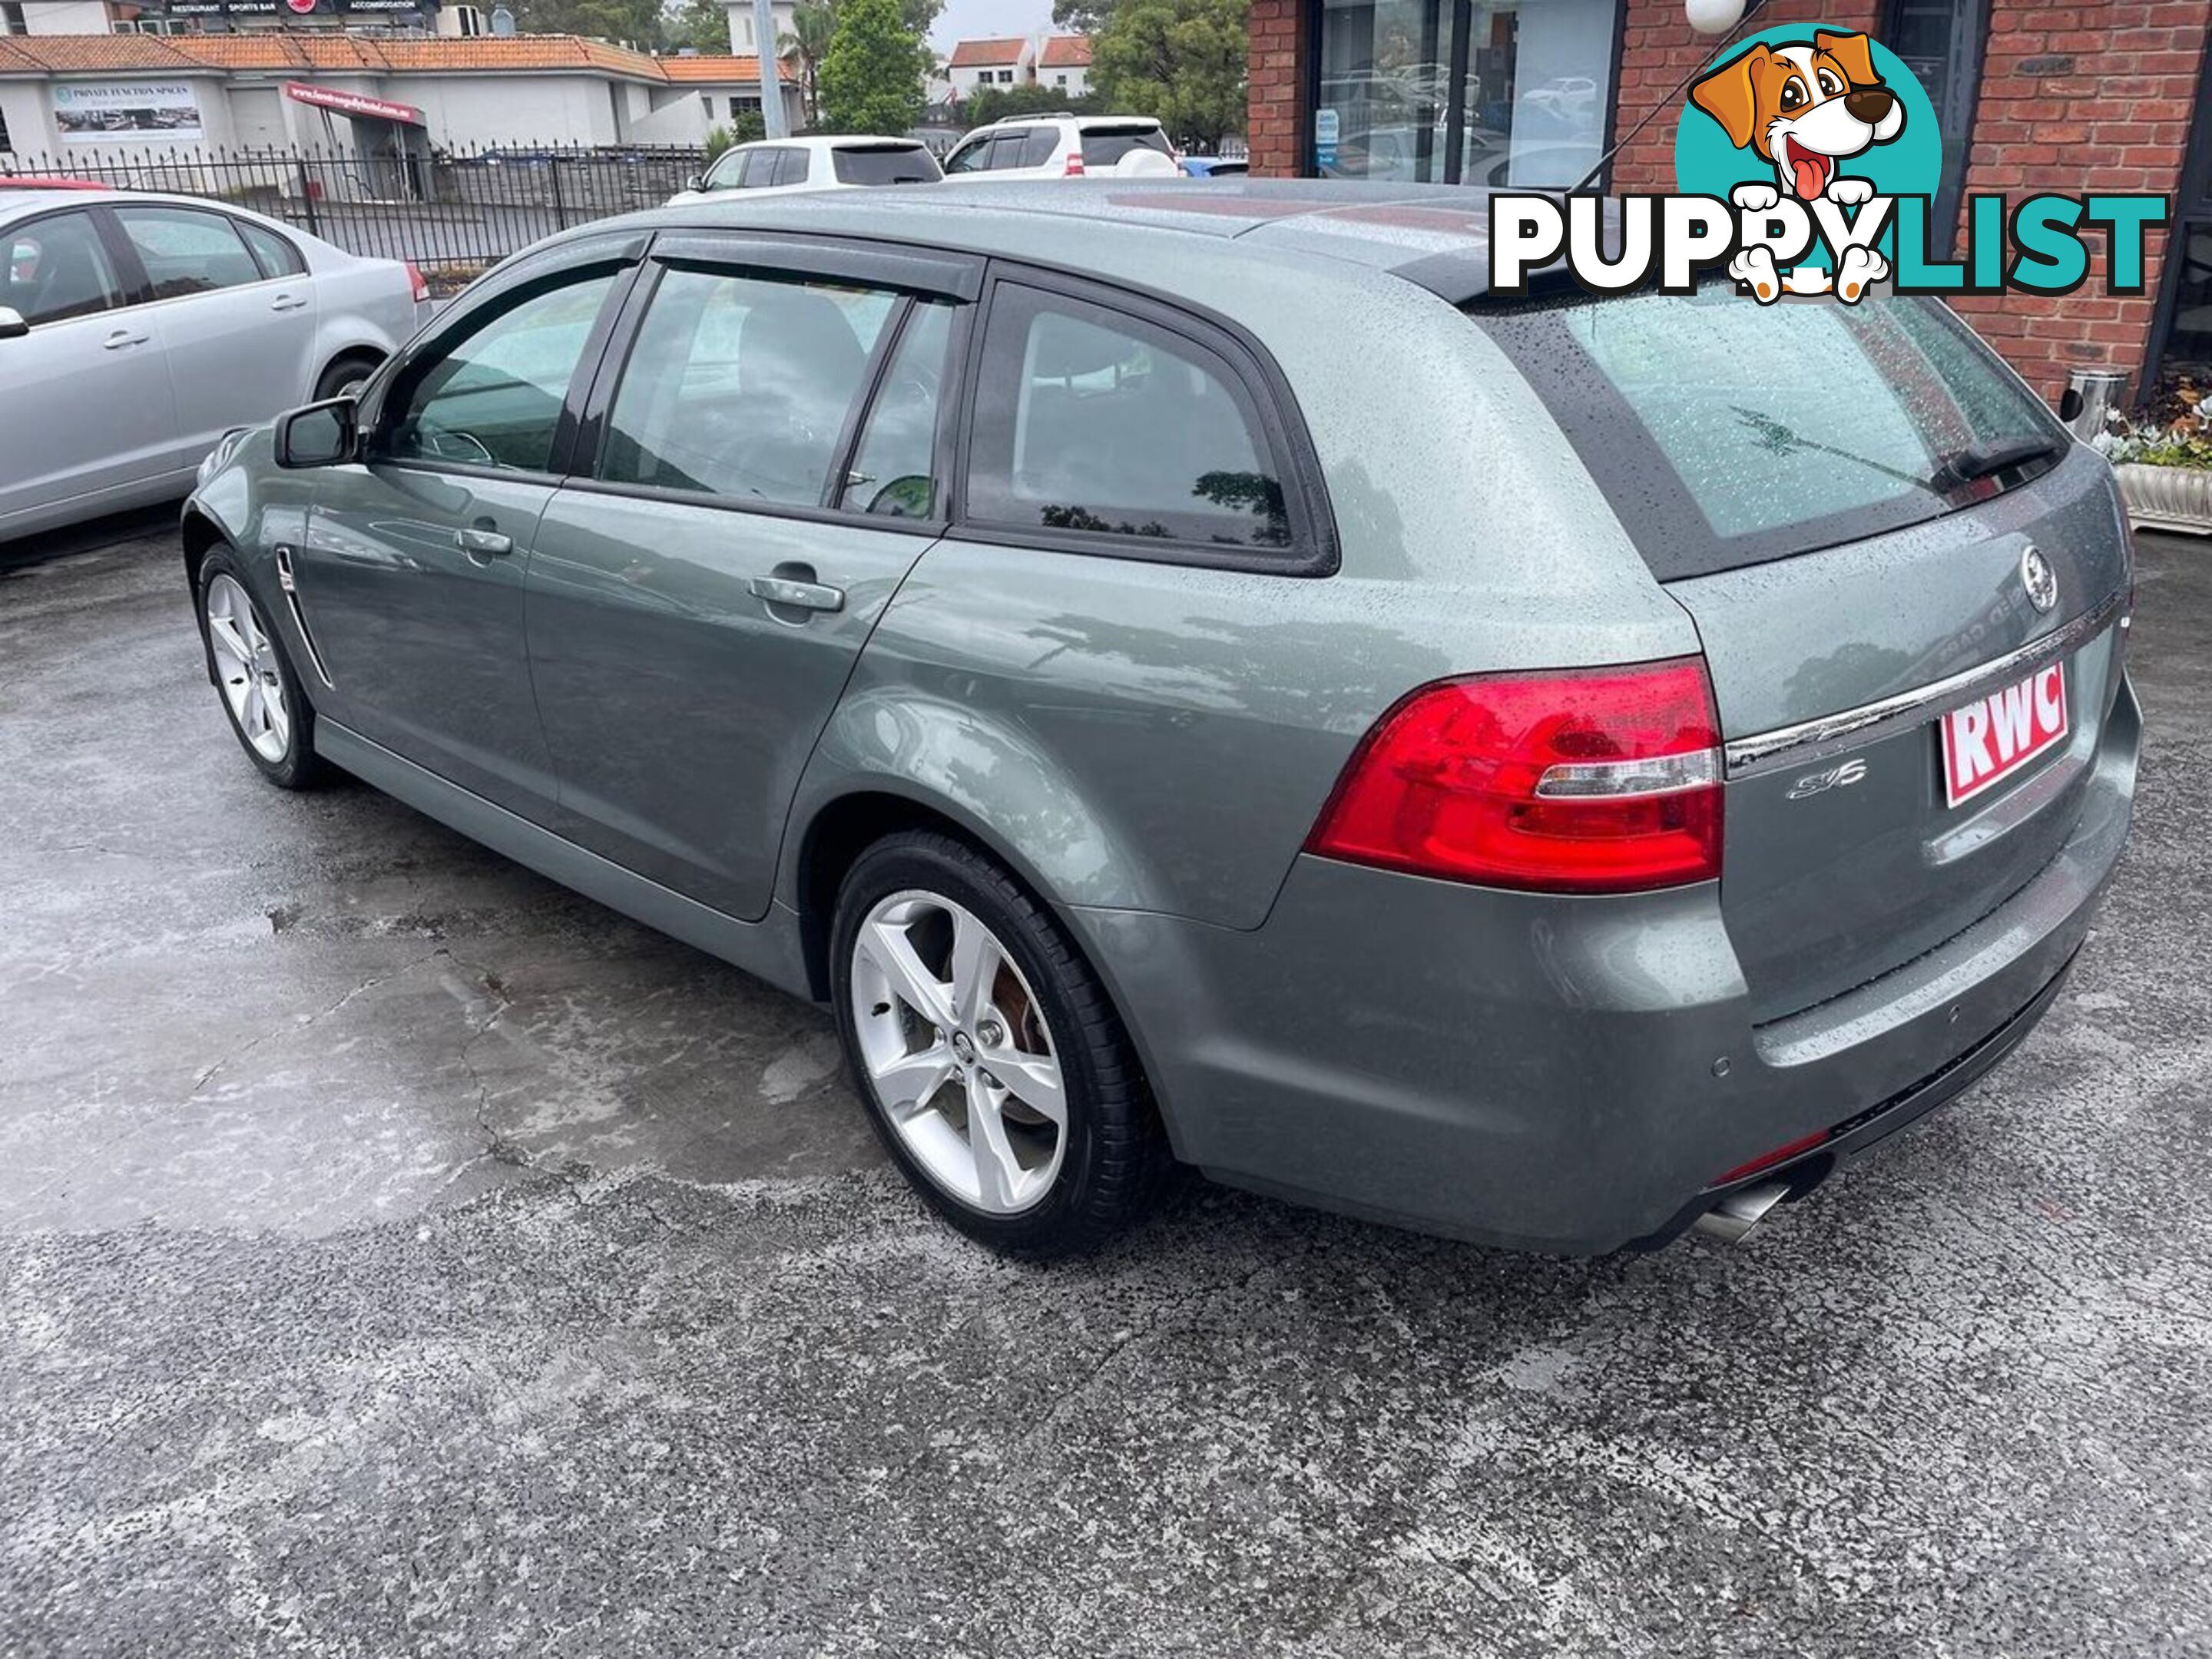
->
[1245,0,2212,406]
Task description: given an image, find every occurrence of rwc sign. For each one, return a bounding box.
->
[283,81,426,126]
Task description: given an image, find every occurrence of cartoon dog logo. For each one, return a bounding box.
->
[1691,31,1906,301]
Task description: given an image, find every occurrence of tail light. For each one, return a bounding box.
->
[404,260,429,304]
[1306,657,1724,894]
[1063,151,1086,176]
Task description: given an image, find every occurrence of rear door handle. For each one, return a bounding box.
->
[102,328,150,350]
[455,527,513,558]
[270,293,308,313]
[749,575,845,613]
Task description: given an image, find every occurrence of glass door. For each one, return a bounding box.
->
[1883,0,1986,261]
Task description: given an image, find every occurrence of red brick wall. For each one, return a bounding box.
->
[1247,0,1308,177]
[1609,0,1882,194]
[1944,3,2207,402]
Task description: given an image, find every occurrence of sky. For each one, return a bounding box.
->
[927,0,1056,55]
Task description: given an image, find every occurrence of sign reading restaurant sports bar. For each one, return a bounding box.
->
[152,1,442,18]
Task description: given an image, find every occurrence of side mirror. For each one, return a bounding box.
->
[688,173,707,193]
[274,396,358,469]
[0,306,28,342]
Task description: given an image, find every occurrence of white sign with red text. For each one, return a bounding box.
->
[1940,662,2068,807]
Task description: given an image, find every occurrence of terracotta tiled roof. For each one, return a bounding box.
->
[947,37,1027,68]
[1038,35,1091,69]
[657,55,767,83]
[0,32,761,85]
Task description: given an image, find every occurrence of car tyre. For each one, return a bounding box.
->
[312,352,382,403]
[830,830,1173,1257]
[197,545,330,790]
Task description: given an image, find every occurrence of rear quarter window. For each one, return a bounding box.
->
[1471,286,2065,578]
[831,144,938,185]
[1080,125,1171,167]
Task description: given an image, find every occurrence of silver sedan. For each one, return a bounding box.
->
[0,187,427,541]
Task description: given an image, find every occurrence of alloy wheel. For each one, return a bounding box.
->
[850,889,1068,1214]
[204,573,290,764]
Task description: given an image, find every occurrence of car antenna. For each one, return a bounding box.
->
[1568,0,1770,195]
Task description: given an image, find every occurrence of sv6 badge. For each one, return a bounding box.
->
[1786,758,1869,800]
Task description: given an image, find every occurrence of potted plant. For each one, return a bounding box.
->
[2096,376,2212,535]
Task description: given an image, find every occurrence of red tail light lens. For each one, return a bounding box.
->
[1306,657,1724,894]
[405,260,429,304]
[1063,151,1086,176]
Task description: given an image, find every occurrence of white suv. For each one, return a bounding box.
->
[942,115,1180,181]
[667,136,942,205]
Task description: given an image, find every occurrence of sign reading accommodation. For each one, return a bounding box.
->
[52,81,205,143]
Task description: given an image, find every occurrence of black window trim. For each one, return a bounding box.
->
[360,233,648,487]
[948,262,1340,578]
[234,214,307,281]
[558,229,982,538]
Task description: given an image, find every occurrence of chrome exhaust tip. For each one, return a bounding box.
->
[1691,1181,1792,1245]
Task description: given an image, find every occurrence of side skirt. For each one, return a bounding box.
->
[315,720,817,1002]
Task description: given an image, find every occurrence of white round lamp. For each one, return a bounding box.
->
[1685,0,1749,33]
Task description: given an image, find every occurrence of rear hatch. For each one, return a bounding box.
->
[1474,285,2131,1022]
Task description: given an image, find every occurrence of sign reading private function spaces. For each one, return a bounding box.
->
[52,81,206,144]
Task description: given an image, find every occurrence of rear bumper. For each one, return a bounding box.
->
[1070,674,2140,1255]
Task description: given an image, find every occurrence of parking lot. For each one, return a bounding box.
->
[2,521,2208,1657]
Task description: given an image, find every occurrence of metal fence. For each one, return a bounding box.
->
[2,143,705,293]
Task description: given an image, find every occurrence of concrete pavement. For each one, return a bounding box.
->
[1,528,2208,1657]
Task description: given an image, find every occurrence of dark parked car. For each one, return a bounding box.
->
[182,181,2139,1257]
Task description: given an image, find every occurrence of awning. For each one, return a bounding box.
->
[283,81,424,126]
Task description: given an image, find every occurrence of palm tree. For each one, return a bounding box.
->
[780,2,838,127]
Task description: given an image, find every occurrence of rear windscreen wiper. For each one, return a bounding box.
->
[1930,435,2066,489]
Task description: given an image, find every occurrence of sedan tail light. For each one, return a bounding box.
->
[1064,151,1086,176]
[1306,657,1724,894]
[404,260,429,305]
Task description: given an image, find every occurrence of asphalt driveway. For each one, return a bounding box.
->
[2,526,2208,1657]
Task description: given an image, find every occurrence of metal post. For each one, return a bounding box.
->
[550,148,568,230]
[753,0,790,137]
[2065,367,2129,440]
[298,158,321,237]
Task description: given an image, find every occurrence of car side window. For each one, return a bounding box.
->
[382,271,619,474]
[113,206,264,300]
[839,300,954,518]
[965,283,1294,551]
[943,135,995,174]
[599,267,899,506]
[237,220,306,279]
[1016,129,1058,168]
[703,148,747,191]
[1,209,125,326]
[774,148,812,186]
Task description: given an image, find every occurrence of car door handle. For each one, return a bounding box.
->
[749,575,845,614]
[102,328,150,350]
[269,293,309,313]
[455,527,513,558]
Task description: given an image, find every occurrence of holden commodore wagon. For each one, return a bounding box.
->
[181,180,2139,1257]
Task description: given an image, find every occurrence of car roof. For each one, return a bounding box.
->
[740,134,925,152]
[614,178,1542,305]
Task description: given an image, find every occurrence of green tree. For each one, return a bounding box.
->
[665,0,730,53]
[512,0,667,47]
[1090,0,1246,151]
[899,0,943,37]
[781,0,839,124]
[1052,0,1116,31]
[816,0,925,135]
[963,83,1098,124]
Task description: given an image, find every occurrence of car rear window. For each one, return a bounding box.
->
[831,144,938,185]
[1469,284,2065,579]
[1080,124,1171,167]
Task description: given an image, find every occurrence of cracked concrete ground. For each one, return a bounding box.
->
[2,523,2209,1658]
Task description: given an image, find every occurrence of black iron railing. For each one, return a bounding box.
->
[2,143,706,293]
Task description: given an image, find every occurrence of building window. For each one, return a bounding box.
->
[702,94,717,118]
[1882,0,1985,263]
[1055,74,1067,86]
[2,3,28,35]
[1313,0,1619,187]
[998,68,1014,84]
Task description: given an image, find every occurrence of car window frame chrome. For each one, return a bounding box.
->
[1724,590,2127,779]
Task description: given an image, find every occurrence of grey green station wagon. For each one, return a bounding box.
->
[183,180,2140,1257]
